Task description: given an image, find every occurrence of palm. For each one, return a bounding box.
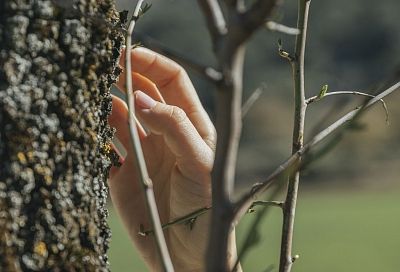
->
[108,48,215,271]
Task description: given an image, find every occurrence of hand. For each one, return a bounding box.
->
[108,47,216,271]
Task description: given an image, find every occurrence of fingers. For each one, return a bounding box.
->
[118,47,216,151]
[134,90,213,179]
[116,71,165,104]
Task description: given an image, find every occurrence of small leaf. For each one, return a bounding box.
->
[317,84,328,99]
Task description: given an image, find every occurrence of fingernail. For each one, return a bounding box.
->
[135,91,157,109]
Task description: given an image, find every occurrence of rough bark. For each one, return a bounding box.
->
[0,0,124,270]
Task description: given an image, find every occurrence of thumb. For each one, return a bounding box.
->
[134,91,213,179]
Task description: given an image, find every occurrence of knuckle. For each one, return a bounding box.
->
[169,105,187,125]
[205,126,217,151]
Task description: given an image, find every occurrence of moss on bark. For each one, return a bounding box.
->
[0,0,124,270]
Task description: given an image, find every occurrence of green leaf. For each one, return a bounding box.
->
[317,84,328,99]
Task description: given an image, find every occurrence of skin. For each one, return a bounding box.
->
[108,47,223,271]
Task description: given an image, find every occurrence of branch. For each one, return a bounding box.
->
[279,0,310,270]
[139,206,211,236]
[139,198,283,237]
[125,1,174,271]
[198,1,247,270]
[248,200,284,211]
[242,0,280,37]
[306,90,389,123]
[233,187,283,272]
[265,21,300,35]
[242,86,265,117]
[137,34,223,82]
[197,0,227,43]
[233,80,400,224]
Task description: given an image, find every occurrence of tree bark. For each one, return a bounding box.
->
[0,0,124,270]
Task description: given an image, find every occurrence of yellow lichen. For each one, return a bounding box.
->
[17,152,27,164]
[44,175,52,186]
[34,241,47,257]
[101,143,112,154]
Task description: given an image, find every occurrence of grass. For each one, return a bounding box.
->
[108,187,400,271]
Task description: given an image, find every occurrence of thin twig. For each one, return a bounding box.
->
[233,187,283,272]
[224,0,281,46]
[139,206,211,236]
[279,1,310,270]
[140,198,283,237]
[306,91,389,123]
[242,86,264,117]
[197,0,227,43]
[248,200,284,211]
[242,0,281,35]
[125,1,174,271]
[266,21,301,35]
[233,81,400,224]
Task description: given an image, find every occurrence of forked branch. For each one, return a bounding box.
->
[233,81,400,224]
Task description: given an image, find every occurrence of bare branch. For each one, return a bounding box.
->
[249,200,284,210]
[242,0,281,36]
[279,1,310,271]
[266,21,300,35]
[233,186,283,272]
[233,81,400,224]
[307,90,379,104]
[139,206,212,236]
[206,46,246,272]
[125,1,174,271]
[306,91,389,123]
[242,86,265,117]
[198,0,227,43]
[138,35,223,82]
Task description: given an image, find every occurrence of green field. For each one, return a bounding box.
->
[108,187,400,272]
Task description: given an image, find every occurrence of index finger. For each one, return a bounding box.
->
[119,47,216,150]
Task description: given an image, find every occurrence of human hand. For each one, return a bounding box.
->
[108,47,216,271]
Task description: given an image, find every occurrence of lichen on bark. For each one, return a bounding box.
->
[0,0,124,270]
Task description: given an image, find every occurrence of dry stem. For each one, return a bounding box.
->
[125,1,174,271]
[234,80,400,224]
[279,1,310,271]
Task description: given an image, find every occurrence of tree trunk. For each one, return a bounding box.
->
[0,0,124,270]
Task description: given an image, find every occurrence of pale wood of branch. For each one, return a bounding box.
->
[233,80,400,225]
[279,0,311,271]
[125,1,174,271]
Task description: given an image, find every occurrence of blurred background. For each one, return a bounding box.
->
[108,0,400,271]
